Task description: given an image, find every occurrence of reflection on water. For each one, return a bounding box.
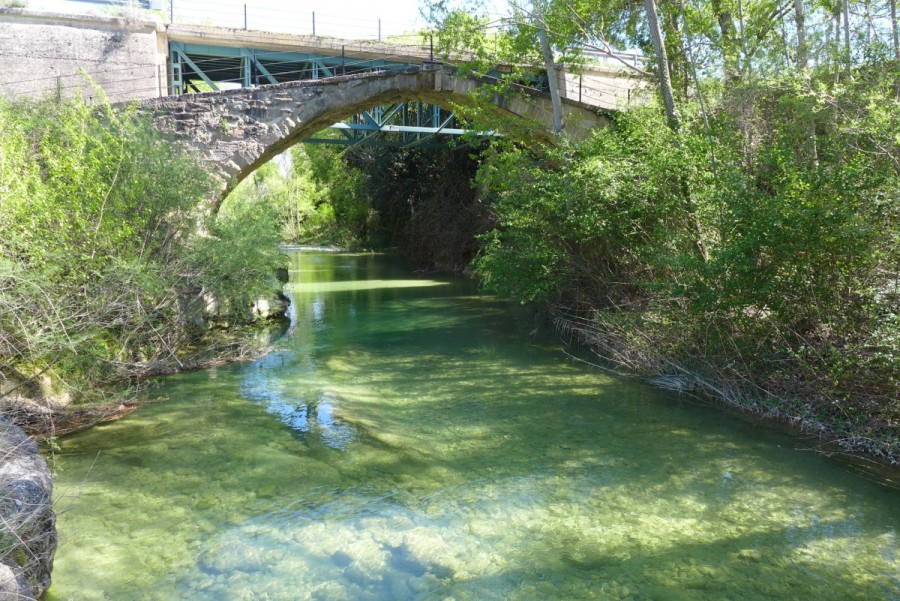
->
[243,362,355,451]
[48,252,899,601]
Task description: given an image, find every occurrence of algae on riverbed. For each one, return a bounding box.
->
[47,252,899,601]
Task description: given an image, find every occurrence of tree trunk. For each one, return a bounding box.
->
[863,0,873,48]
[842,0,852,78]
[643,0,680,130]
[533,0,564,133]
[892,0,899,62]
[644,0,707,261]
[737,0,751,75]
[834,8,841,83]
[666,12,687,97]
[711,0,741,82]
[891,0,900,96]
[794,0,808,70]
[793,0,816,164]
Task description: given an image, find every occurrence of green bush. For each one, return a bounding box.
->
[473,108,704,306]
[0,94,284,404]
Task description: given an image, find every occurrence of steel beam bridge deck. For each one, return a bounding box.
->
[170,41,481,147]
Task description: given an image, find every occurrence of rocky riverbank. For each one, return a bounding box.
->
[0,418,56,600]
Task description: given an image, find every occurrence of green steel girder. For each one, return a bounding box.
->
[172,48,219,92]
[169,41,407,88]
[302,138,455,148]
[241,49,278,87]
[331,122,470,135]
[170,41,408,67]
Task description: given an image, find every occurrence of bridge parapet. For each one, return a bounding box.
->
[0,9,643,111]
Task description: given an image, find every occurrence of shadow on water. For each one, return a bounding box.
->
[47,252,900,601]
[435,520,897,601]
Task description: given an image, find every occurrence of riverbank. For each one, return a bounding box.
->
[1,317,288,441]
[0,304,287,600]
[550,308,900,470]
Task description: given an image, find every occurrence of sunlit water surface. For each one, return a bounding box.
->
[48,252,899,600]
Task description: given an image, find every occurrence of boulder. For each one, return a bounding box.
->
[0,417,56,600]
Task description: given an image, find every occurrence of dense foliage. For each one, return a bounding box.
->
[426,0,899,461]
[231,141,490,271]
[0,96,283,412]
[475,86,898,456]
[225,143,370,248]
[349,144,490,270]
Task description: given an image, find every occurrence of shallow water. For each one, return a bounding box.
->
[48,251,899,601]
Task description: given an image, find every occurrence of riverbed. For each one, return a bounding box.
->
[47,251,899,600]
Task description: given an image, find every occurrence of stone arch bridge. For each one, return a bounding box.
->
[140,65,612,202]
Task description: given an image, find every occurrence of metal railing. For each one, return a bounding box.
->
[165,0,421,42]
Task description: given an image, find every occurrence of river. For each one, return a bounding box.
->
[47,251,899,600]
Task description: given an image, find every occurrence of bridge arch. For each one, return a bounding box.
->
[140,66,611,204]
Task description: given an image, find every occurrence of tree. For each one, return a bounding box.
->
[891,0,899,63]
[710,0,741,81]
[533,0,564,132]
[842,0,852,78]
[643,0,680,129]
[794,0,808,69]
[425,0,604,139]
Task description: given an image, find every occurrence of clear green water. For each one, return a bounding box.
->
[48,252,899,601]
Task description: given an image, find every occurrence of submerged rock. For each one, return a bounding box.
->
[0,417,57,600]
[0,563,31,600]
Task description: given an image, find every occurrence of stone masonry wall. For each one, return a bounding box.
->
[0,8,167,103]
